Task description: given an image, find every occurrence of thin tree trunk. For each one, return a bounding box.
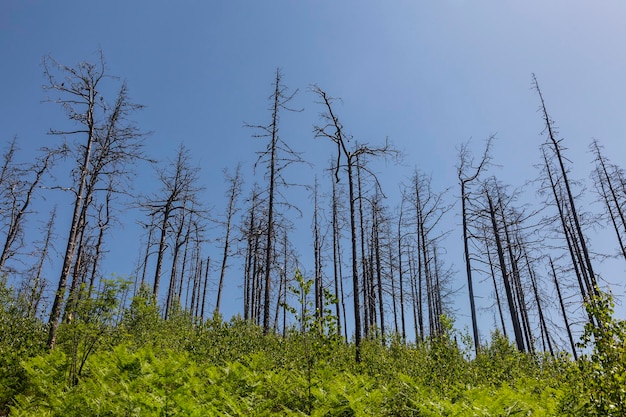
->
[331,171,344,338]
[550,257,578,360]
[486,190,524,352]
[28,208,57,317]
[591,140,626,262]
[215,166,241,315]
[201,257,210,320]
[48,91,96,349]
[534,75,597,294]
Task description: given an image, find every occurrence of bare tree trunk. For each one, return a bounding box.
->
[313,177,323,320]
[166,209,189,319]
[481,224,507,336]
[387,226,398,336]
[457,137,493,354]
[591,139,626,262]
[141,144,203,304]
[550,257,578,359]
[281,230,288,337]
[0,150,56,272]
[486,189,525,352]
[523,247,554,356]
[542,148,595,329]
[397,201,407,340]
[408,251,420,342]
[215,165,242,315]
[87,188,112,299]
[248,70,303,334]
[534,75,598,295]
[313,86,395,361]
[27,208,57,318]
[356,155,369,338]
[47,65,98,349]
[331,168,345,338]
[200,257,210,320]
[372,199,385,342]
[139,215,155,289]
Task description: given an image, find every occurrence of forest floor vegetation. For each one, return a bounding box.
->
[1,280,624,416]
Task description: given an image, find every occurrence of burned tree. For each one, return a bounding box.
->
[0,139,60,274]
[312,85,395,362]
[457,136,493,353]
[139,144,203,303]
[248,69,305,334]
[533,75,598,301]
[404,170,453,339]
[590,139,626,263]
[214,165,243,316]
[44,53,146,349]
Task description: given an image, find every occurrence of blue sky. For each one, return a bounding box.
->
[1,1,625,343]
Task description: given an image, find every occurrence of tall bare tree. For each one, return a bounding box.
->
[457,136,493,353]
[0,140,60,273]
[44,53,146,349]
[214,165,243,316]
[248,69,305,334]
[330,162,348,340]
[21,208,57,318]
[140,143,203,302]
[533,75,598,301]
[312,85,395,362]
[590,139,626,263]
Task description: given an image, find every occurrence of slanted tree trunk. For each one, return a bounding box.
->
[26,208,57,318]
[550,257,578,359]
[0,147,57,273]
[485,188,525,352]
[533,74,598,296]
[590,139,626,263]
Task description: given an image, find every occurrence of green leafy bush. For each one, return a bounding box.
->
[0,276,47,413]
[572,290,626,416]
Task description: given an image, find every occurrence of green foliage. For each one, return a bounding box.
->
[56,276,132,386]
[9,277,621,416]
[119,284,162,347]
[573,289,626,416]
[8,326,574,416]
[0,275,47,413]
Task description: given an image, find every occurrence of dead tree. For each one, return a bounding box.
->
[404,170,453,339]
[533,75,598,297]
[549,257,578,359]
[139,143,203,302]
[590,139,626,263]
[44,53,146,349]
[248,69,305,334]
[214,165,243,316]
[457,136,493,353]
[22,208,57,318]
[484,185,525,352]
[396,194,409,340]
[242,186,263,323]
[312,176,324,320]
[0,140,60,273]
[312,85,396,362]
[330,162,348,339]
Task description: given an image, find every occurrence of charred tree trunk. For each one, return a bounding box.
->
[485,189,525,352]
[215,166,242,315]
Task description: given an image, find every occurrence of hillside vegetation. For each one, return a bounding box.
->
[1,277,624,416]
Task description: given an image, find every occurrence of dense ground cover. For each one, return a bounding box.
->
[1,278,624,416]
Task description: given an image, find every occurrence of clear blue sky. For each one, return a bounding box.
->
[1,1,625,342]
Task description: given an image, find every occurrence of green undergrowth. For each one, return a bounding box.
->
[8,341,566,416]
[2,280,625,416]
